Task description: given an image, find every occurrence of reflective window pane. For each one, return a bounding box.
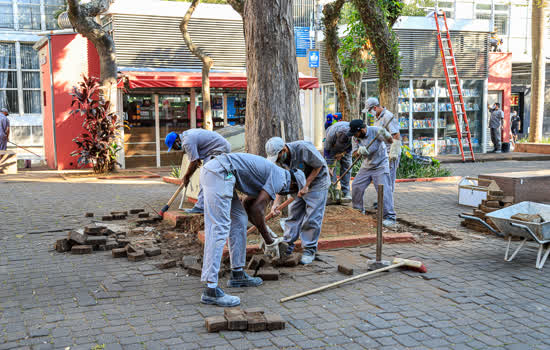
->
[17,1,41,30]
[45,0,65,29]
[22,71,39,88]
[0,43,16,69]
[0,90,18,112]
[23,90,40,113]
[20,44,39,69]
[123,94,156,168]
[226,92,246,126]
[0,0,14,28]
[0,71,18,88]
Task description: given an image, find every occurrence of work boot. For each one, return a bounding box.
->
[373,202,378,210]
[227,270,263,288]
[300,249,316,265]
[341,192,352,204]
[200,286,240,307]
[382,219,396,227]
[185,206,203,214]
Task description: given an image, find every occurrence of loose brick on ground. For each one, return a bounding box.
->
[255,269,279,280]
[130,208,145,214]
[85,236,107,246]
[117,238,130,248]
[144,247,161,257]
[272,253,301,267]
[155,259,177,269]
[264,314,285,331]
[247,254,271,271]
[187,264,202,277]
[84,225,105,235]
[247,312,266,332]
[205,316,227,333]
[105,240,118,250]
[182,256,200,268]
[128,251,146,262]
[138,212,150,218]
[67,229,87,245]
[126,244,138,253]
[112,214,126,220]
[102,215,113,221]
[71,245,92,254]
[54,238,72,253]
[111,211,128,216]
[244,308,265,315]
[224,308,248,331]
[85,212,94,217]
[338,264,354,276]
[112,248,127,258]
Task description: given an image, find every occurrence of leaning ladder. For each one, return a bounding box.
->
[434,10,475,162]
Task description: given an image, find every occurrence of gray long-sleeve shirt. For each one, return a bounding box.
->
[324,121,351,156]
[489,108,504,129]
[286,141,330,192]
[179,129,231,162]
[0,114,9,139]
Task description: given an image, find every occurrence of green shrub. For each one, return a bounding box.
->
[517,137,550,144]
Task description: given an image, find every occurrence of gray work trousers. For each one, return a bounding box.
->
[351,167,396,221]
[193,155,217,210]
[0,137,7,151]
[326,151,352,195]
[200,162,247,285]
[490,127,501,151]
[283,190,328,252]
[389,156,400,193]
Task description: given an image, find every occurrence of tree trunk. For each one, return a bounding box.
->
[528,0,547,142]
[323,0,352,120]
[352,0,401,114]
[67,0,117,92]
[241,0,303,155]
[180,0,214,131]
[345,47,369,119]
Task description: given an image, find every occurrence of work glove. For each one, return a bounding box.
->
[389,140,402,162]
[377,127,391,139]
[259,227,278,252]
[263,237,285,259]
[358,146,370,157]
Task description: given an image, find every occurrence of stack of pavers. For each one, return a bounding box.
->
[205,307,285,333]
[461,190,515,234]
[54,209,164,263]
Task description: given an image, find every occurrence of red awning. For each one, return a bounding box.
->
[119,71,319,90]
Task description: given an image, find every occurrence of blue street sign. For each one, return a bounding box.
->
[308,50,320,68]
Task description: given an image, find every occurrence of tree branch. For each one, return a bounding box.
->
[227,0,244,15]
[323,0,353,120]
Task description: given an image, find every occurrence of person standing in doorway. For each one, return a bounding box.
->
[0,108,10,151]
[511,109,520,144]
[488,103,504,152]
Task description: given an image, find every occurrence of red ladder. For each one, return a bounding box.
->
[434,10,475,162]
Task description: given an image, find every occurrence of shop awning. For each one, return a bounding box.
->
[119,70,319,90]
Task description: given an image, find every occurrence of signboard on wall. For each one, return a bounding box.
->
[294,27,314,57]
[308,50,319,68]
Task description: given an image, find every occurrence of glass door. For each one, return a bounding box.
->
[412,80,436,156]
[159,94,190,167]
[123,94,156,168]
[397,80,411,147]
[227,92,246,126]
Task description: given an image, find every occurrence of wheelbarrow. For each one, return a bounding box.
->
[459,201,550,269]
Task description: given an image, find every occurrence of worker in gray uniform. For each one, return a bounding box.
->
[0,108,10,151]
[348,119,397,227]
[324,121,352,202]
[165,128,231,214]
[366,97,402,193]
[488,103,504,152]
[265,137,330,264]
[200,152,305,307]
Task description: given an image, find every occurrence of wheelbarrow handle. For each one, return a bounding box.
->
[509,222,549,245]
[459,214,504,237]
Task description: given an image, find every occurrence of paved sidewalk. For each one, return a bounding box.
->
[2,162,550,350]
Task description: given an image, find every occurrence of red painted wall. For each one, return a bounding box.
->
[38,41,56,169]
[488,52,512,143]
[39,34,101,170]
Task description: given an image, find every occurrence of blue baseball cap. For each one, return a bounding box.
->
[165,132,179,151]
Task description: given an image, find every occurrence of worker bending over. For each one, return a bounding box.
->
[366,97,402,193]
[324,121,352,202]
[265,137,330,264]
[165,128,230,214]
[200,153,305,307]
[348,119,397,227]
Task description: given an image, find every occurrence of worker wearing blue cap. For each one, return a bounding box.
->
[324,121,353,203]
[165,129,231,214]
[265,137,330,265]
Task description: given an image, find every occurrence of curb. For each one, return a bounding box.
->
[97,170,160,180]
[162,176,182,185]
[197,231,415,255]
[395,176,462,183]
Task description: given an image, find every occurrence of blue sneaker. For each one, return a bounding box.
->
[185,206,203,214]
[227,271,263,288]
[200,287,240,307]
[300,250,316,265]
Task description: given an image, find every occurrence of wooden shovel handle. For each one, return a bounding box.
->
[247,197,295,234]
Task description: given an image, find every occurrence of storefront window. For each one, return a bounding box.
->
[322,85,336,117]
[462,80,483,153]
[159,94,190,167]
[397,80,411,145]
[123,94,156,168]
[227,92,246,126]
[45,0,65,29]
[211,92,224,130]
[412,80,436,156]
[475,2,509,35]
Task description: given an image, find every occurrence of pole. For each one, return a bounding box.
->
[376,184,383,262]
